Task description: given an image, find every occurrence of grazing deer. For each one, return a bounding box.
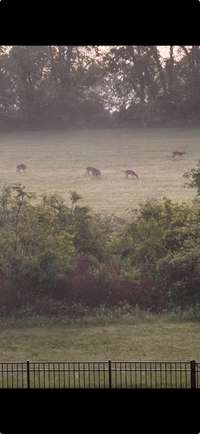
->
[86,166,101,177]
[123,169,139,179]
[16,163,27,173]
[172,151,186,158]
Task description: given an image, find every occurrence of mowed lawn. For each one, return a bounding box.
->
[1,320,200,361]
[0,128,199,215]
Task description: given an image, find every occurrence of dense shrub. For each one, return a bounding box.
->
[0,184,200,313]
[114,198,200,310]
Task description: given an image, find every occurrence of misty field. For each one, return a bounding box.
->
[0,318,200,361]
[0,128,199,216]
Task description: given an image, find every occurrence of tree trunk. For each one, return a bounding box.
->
[137,46,146,105]
[168,45,174,94]
[48,46,58,85]
[150,46,167,96]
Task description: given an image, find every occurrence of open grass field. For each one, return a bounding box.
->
[0,317,200,361]
[0,128,199,216]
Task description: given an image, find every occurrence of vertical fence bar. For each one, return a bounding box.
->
[27,360,30,389]
[191,360,196,389]
[108,360,112,389]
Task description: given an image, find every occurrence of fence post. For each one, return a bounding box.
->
[27,360,30,389]
[190,360,196,389]
[108,360,112,389]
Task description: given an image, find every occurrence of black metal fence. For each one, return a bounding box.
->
[0,360,199,388]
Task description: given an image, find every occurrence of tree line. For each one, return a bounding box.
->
[0,46,200,129]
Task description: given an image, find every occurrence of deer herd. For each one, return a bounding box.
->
[86,166,139,179]
[16,151,187,179]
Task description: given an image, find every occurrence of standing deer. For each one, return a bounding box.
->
[86,166,101,177]
[172,151,186,159]
[123,169,139,179]
[16,163,27,173]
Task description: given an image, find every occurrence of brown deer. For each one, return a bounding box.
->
[172,151,186,158]
[16,163,27,173]
[86,166,101,177]
[123,169,139,179]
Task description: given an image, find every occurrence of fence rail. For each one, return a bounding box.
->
[0,360,199,389]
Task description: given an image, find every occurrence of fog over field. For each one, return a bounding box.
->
[0,127,198,216]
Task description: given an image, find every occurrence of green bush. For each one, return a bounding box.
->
[0,185,200,313]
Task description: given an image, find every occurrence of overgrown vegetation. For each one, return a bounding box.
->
[184,161,200,196]
[1,177,200,314]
